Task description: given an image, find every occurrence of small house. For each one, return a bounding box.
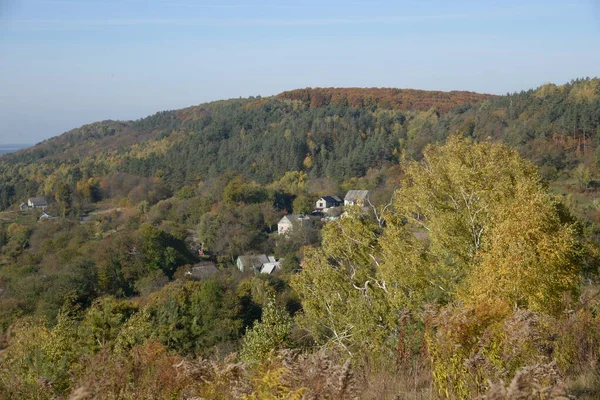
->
[186,262,219,279]
[19,203,27,211]
[277,214,310,235]
[236,254,270,272]
[344,190,370,207]
[28,197,48,209]
[315,196,342,210]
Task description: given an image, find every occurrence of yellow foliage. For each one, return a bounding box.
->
[243,367,305,400]
[568,78,600,103]
[303,154,313,169]
[534,83,563,99]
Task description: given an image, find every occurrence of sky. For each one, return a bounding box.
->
[1,0,600,143]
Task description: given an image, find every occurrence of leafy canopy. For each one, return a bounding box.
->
[292,136,584,355]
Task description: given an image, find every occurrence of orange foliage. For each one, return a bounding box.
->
[277,87,497,114]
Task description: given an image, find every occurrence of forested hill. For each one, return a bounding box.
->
[2,87,494,166]
[0,79,599,210]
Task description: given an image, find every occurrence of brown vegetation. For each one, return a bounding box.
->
[277,87,496,113]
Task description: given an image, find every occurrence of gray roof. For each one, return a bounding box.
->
[320,196,342,203]
[237,254,270,268]
[344,190,369,202]
[28,197,48,206]
[187,262,219,279]
[279,214,309,224]
[260,263,280,274]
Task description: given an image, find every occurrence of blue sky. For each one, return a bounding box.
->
[1,0,600,143]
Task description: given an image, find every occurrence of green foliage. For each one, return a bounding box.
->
[197,202,278,257]
[0,313,80,398]
[292,137,586,391]
[291,210,393,355]
[142,280,244,356]
[572,163,592,191]
[223,176,268,204]
[138,224,193,277]
[269,171,308,196]
[6,222,32,249]
[240,297,293,365]
[0,81,599,398]
[78,297,138,353]
[291,194,314,214]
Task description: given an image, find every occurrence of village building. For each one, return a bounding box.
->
[344,190,370,207]
[277,214,310,235]
[27,197,49,209]
[236,254,270,272]
[186,261,219,279]
[236,254,283,274]
[315,196,342,210]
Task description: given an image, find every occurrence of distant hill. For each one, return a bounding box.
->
[0,144,31,155]
[0,80,599,210]
[2,87,493,164]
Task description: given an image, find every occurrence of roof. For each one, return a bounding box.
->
[260,262,280,274]
[237,254,270,268]
[320,196,342,203]
[344,190,369,202]
[187,262,219,279]
[28,197,48,206]
[279,214,310,224]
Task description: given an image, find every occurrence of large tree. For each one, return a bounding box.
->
[292,136,584,357]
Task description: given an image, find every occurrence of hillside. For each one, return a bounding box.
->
[4,87,494,164]
[0,87,497,209]
[2,79,600,399]
[1,80,599,212]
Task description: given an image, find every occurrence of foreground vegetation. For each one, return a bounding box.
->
[1,80,600,398]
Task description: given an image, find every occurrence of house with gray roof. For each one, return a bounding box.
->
[315,196,342,210]
[28,197,49,209]
[236,254,270,272]
[344,190,370,207]
[186,262,219,279]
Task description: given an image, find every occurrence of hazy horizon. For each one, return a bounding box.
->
[0,144,32,155]
[2,0,600,143]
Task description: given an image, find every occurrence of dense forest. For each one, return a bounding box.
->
[1,79,600,399]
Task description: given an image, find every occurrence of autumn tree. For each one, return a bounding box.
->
[292,136,585,365]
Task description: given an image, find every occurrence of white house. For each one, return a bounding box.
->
[315,196,342,210]
[344,190,370,207]
[28,197,48,209]
[277,214,310,235]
